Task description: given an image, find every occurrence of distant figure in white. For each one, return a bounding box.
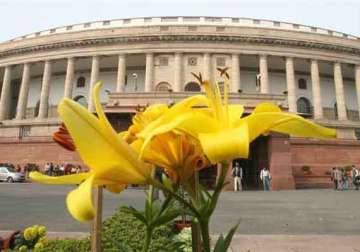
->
[260,167,271,191]
[232,162,243,191]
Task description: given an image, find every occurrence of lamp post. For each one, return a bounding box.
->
[132,73,138,91]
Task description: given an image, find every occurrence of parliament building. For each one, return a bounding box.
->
[0,16,359,189]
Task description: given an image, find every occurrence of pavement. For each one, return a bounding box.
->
[1,183,360,251]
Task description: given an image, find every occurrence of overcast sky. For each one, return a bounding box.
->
[1,0,359,42]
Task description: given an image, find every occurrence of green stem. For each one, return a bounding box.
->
[142,228,153,252]
[199,219,211,252]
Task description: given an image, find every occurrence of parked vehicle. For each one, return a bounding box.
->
[0,167,25,183]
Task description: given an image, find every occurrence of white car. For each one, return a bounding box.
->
[0,167,25,183]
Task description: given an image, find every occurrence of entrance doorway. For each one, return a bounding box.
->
[233,136,269,190]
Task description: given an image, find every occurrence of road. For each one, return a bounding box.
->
[1,183,360,235]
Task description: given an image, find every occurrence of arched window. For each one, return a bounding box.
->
[184,82,201,92]
[155,82,172,92]
[76,76,86,88]
[298,78,307,89]
[73,95,88,108]
[297,97,311,115]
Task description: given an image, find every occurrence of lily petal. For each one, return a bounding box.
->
[243,112,336,142]
[199,123,249,163]
[30,172,90,184]
[58,84,150,184]
[66,175,95,222]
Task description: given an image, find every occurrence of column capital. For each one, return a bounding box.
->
[259,54,268,59]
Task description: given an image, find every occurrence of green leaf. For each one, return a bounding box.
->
[223,221,240,250]
[162,173,174,192]
[213,221,240,252]
[213,234,226,252]
[121,206,148,225]
[152,209,183,227]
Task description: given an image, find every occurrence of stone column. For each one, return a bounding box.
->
[144,53,154,92]
[231,54,241,92]
[334,62,347,120]
[311,60,323,119]
[88,56,100,112]
[203,53,211,82]
[16,63,31,120]
[0,66,12,120]
[285,57,297,113]
[64,57,75,99]
[174,52,183,92]
[38,60,52,119]
[259,55,269,94]
[355,65,360,118]
[116,54,126,92]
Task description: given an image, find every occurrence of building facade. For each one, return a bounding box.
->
[0,16,360,189]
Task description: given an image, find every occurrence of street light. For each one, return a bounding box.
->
[131,73,138,91]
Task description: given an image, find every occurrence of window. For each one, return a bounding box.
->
[66,26,72,31]
[255,74,261,91]
[34,100,40,117]
[253,19,260,24]
[188,57,198,66]
[76,76,86,88]
[205,17,221,22]
[216,57,226,67]
[297,97,312,115]
[84,23,91,28]
[273,22,281,27]
[311,27,317,32]
[73,95,88,108]
[123,19,131,24]
[216,26,225,32]
[185,82,201,92]
[159,57,169,66]
[144,18,152,23]
[355,129,360,140]
[232,18,239,23]
[161,17,178,22]
[298,78,307,89]
[293,24,300,29]
[103,20,110,26]
[155,82,172,92]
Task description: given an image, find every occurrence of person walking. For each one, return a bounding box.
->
[352,165,359,190]
[331,167,337,190]
[342,168,349,190]
[232,162,243,191]
[260,167,271,191]
[334,168,343,190]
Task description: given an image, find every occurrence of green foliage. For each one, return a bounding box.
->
[37,239,90,252]
[173,227,192,252]
[213,222,239,252]
[101,207,181,252]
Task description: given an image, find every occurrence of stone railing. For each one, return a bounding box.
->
[7,16,358,43]
[106,91,287,113]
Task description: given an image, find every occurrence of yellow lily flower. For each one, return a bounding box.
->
[131,132,208,183]
[139,70,337,163]
[30,82,151,222]
[121,103,209,183]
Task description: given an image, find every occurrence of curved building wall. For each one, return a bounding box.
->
[0,16,360,189]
